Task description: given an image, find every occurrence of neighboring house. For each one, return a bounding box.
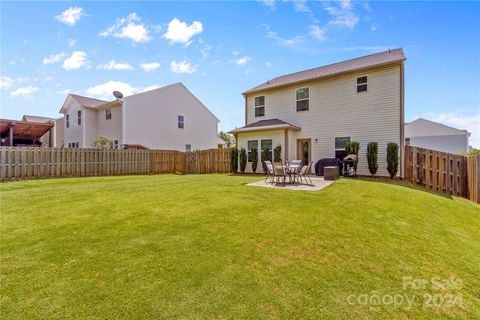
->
[405,118,470,153]
[59,83,220,151]
[21,115,57,147]
[230,49,406,177]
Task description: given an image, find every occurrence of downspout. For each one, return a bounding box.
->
[400,61,405,178]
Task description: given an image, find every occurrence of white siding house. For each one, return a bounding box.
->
[230,49,406,177]
[58,83,219,150]
[405,118,470,153]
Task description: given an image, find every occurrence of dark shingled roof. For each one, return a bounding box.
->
[229,119,300,134]
[69,94,108,107]
[243,48,405,95]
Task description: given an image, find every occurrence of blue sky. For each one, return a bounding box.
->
[1,1,479,146]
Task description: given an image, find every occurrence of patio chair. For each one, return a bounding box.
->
[297,161,314,185]
[273,165,287,186]
[289,160,302,183]
[264,160,274,182]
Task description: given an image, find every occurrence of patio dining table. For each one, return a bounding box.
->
[282,164,302,184]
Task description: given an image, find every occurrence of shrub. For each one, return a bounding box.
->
[91,136,113,149]
[239,148,247,173]
[251,146,258,173]
[366,142,378,176]
[274,144,282,163]
[230,147,238,173]
[262,145,270,173]
[346,141,360,156]
[387,142,399,179]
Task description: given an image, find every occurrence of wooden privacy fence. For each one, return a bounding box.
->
[0,147,231,181]
[404,145,480,203]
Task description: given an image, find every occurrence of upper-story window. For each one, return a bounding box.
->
[178,115,184,129]
[77,110,82,125]
[357,76,368,93]
[106,108,112,120]
[296,87,309,112]
[254,96,265,117]
[66,114,70,128]
[405,137,410,146]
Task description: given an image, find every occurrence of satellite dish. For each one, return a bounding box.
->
[113,91,123,99]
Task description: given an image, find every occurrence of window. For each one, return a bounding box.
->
[254,96,265,117]
[186,144,192,152]
[405,137,410,146]
[335,137,350,159]
[247,140,258,162]
[356,76,368,93]
[114,140,119,149]
[106,108,112,120]
[77,110,82,125]
[68,143,71,148]
[260,139,273,161]
[75,142,79,148]
[296,87,309,111]
[178,115,184,129]
[66,114,70,128]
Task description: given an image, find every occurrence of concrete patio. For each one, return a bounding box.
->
[247,176,336,191]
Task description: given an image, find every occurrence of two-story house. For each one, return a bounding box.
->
[230,49,406,177]
[59,82,220,151]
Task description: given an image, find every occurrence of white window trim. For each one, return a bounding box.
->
[356,75,368,93]
[105,108,112,120]
[295,86,310,112]
[254,95,265,118]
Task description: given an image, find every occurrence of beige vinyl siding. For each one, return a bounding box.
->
[245,64,401,177]
[83,108,98,148]
[63,99,84,147]
[96,105,122,145]
[236,130,284,173]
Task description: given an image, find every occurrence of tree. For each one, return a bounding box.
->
[274,144,282,163]
[387,142,399,179]
[91,136,113,149]
[230,147,238,173]
[251,145,258,173]
[219,131,233,147]
[239,148,247,173]
[262,145,270,173]
[366,142,378,176]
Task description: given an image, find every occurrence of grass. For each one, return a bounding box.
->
[1,174,479,319]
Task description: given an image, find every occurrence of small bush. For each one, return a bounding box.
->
[230,147,238,173]
[239,148,247,173]
[387,142,399,179]
[262,145,270,173]
[346,141,360,156]
[91,136,113,149]
[251,146,258,173]
[366,142,378,176]
[274,144,282,163]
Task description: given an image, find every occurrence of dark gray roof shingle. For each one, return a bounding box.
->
[243,48,405,95]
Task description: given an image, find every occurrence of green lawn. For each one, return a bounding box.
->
[1,175,479,319]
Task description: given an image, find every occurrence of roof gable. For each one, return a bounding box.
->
[243,48,405,95]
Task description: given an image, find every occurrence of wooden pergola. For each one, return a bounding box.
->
[0,119,54,147]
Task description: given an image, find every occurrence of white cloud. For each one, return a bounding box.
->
[232,50,240,56]
[293,0,310,13]
[55,7,85,26]
[309,25,326,41]
[62,51,89,70]
[97,60,134,71]
[43,52,66,65]
[322,0,359,29]
[10,86,39,98]
[0,76,14,89]
[259,0,275,10]
[170,60,197,74]
[100,13,152,43]
[0,76,29,90]
[419,111,480,148]
[140,62,160,72]
[67,38,76,47]
[265,61,273,67]
[86,81,160,100]
[370,23,379,31]
[163,18,203,45]
[266,28,305,47]
[235,56,252,65]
